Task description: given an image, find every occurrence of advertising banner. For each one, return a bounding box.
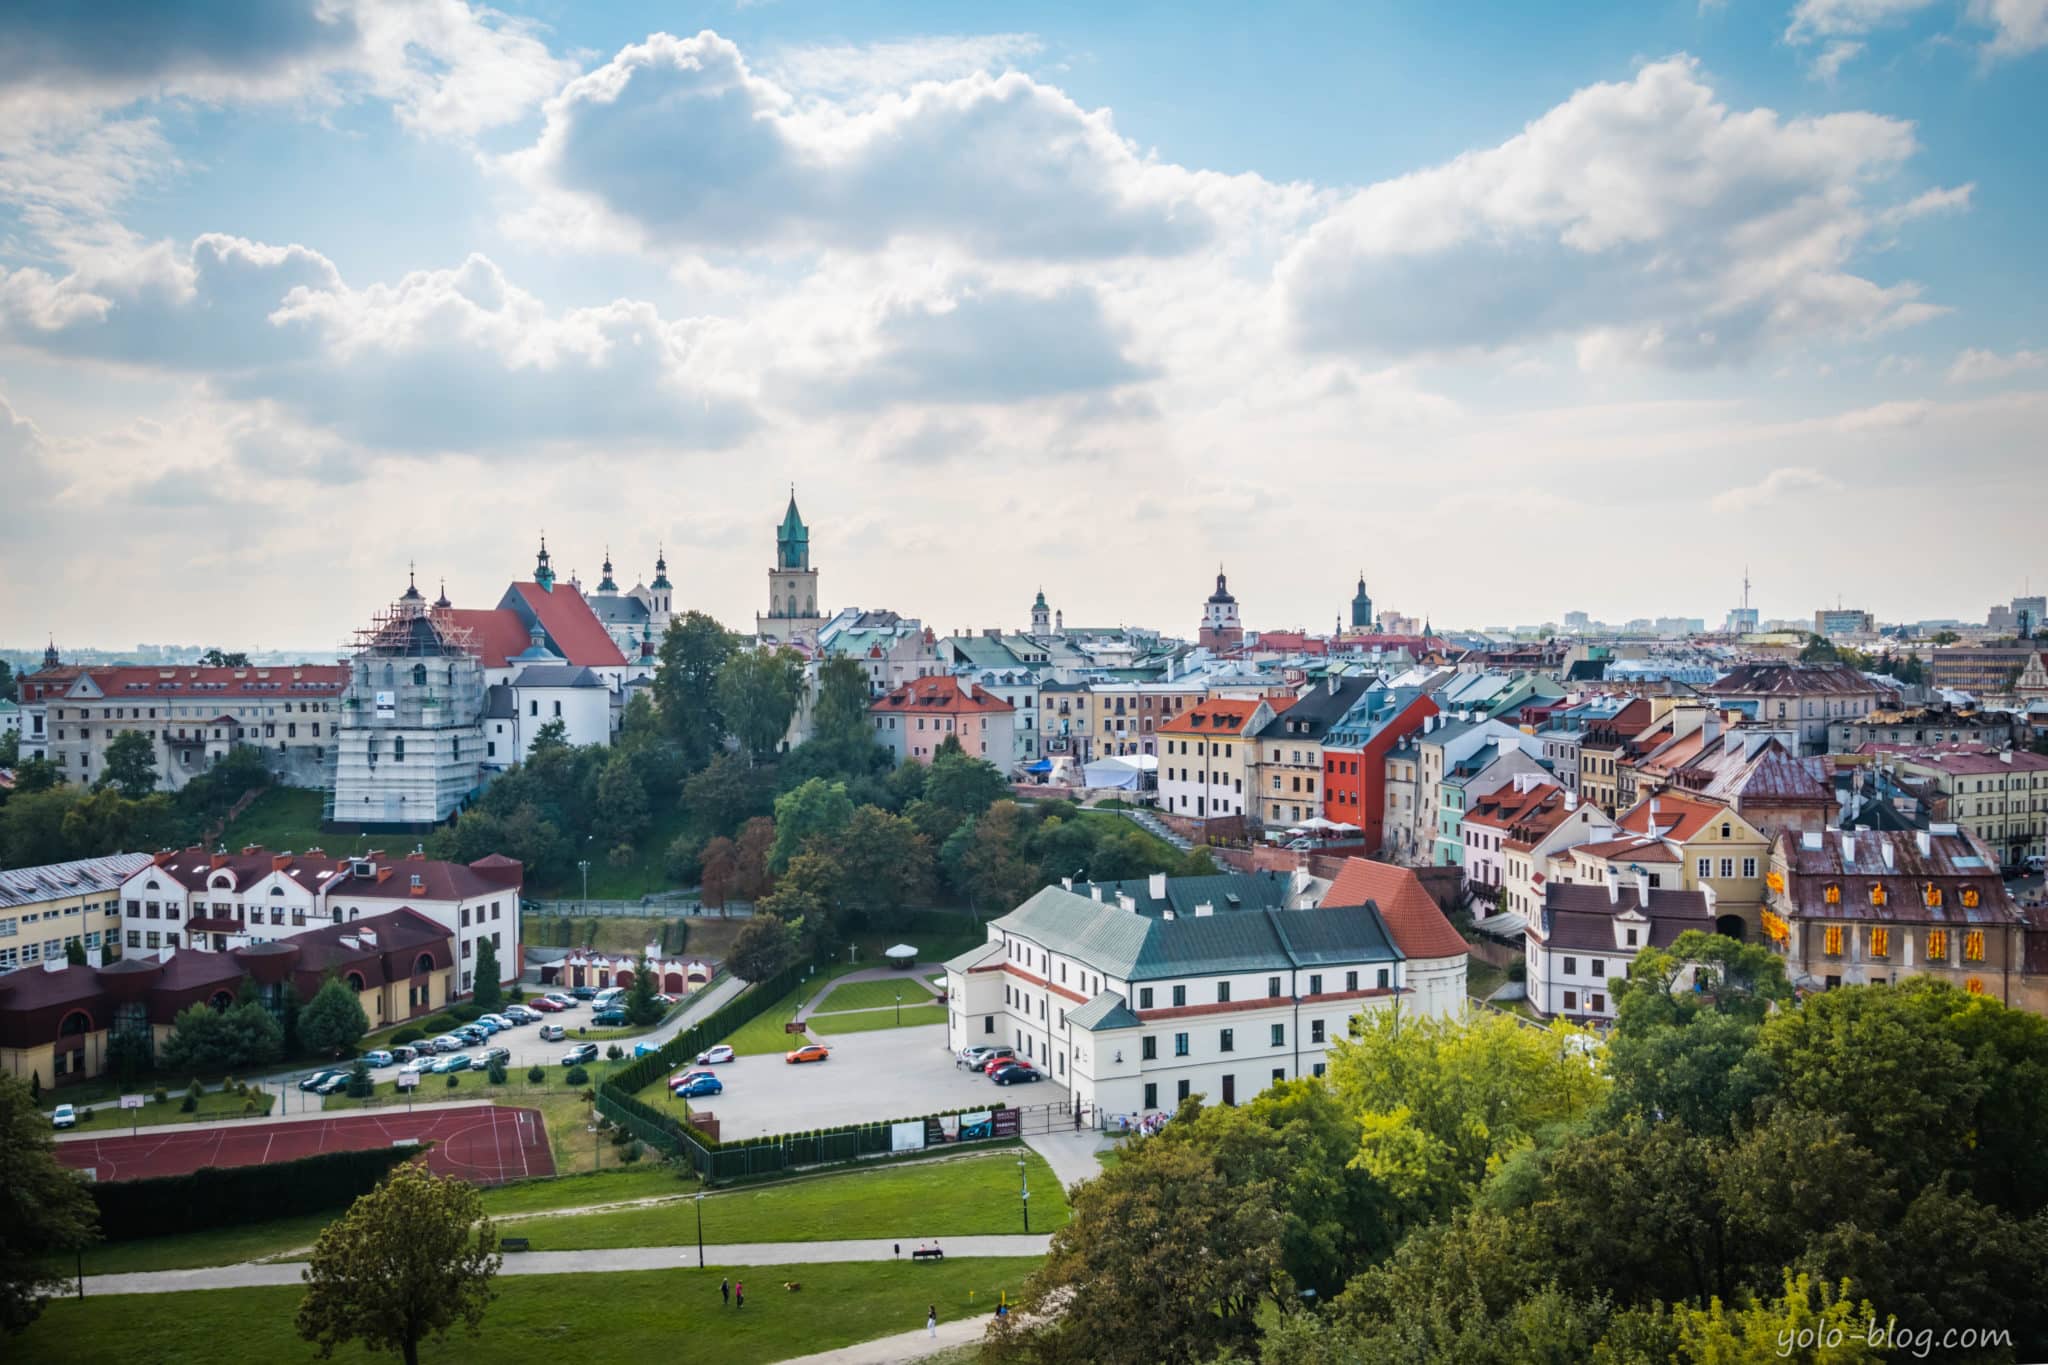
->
[890,1121,926,1153]
[957,1110,994,1141]
[992,1108,1021,1138]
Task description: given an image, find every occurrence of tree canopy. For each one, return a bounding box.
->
[0,1072,100,1334]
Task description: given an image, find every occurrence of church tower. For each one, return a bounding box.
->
[756,488,825,643]
[649,547,671,619]
[1198,568,1242,650]
[533,535,555,593]
[596,548,619,596]
[1351,572,1374,630]
[1031,588,1051,634]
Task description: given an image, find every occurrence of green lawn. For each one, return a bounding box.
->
[504,1146,1065,1250]
[222,787,349,855]
[1465,959,1508,1000]
[27,1261,1043,1364]
[809,1004,949,1035]
[59,1086,275,1133]
[813,977,945,1013]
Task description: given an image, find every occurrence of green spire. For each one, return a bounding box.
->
[777,487,809,571]
[651,545,671,591]
[534,534,554,592]
[597,546,618,595]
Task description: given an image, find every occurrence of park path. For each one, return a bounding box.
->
[73,1235,1052,1297]
[1023,1129,1112,1191]
[772,1315,990,1364]
[796,965,945,1024]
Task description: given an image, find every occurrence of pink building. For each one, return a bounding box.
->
[870,676,1019,771]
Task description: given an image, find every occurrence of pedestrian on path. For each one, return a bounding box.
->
[735,1279,745,1309]
[894,1242,900,1258]
[928,1305,938,1338]
[720,1277,730,1306]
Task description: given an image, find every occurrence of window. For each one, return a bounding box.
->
[1626,928,1639,946]
[1173,1032,1189,1057]
[1376,967,1389,990]
[984,1016,994,1034]
[1138,987,1153,1009]
[1270,1023,1285,1047]
[1697,857,1712,879]
[1823,925,1844,956]
[1143,1082,1158,1110]
[1869,927,1890,958]
[1177,1079,1191,1102]
[1346,970,1358,991]
[1267,975,1282,997]
[1141,1036,1157,1060]
[1308,973,1323,995]
[1312,1062,1327,1078]
[1927,929,1949,960]
[1591,959,1605,978]
[1964,930,1986,962]
[1742,857,1757,879]
[1171,984,1186,1007]
[1216,981,1230,1003]
[1591,993,1606,1013]
[1720,858,1734,879]
[1563,989,1578,1011]
[1563,956,1578,975]
[1220,1028,1235,1052]
[1311,1019,1326,1044]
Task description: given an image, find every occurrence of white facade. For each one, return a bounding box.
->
[1159,701,1276,821]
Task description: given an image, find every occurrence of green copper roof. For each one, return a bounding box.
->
[777,494,809,570]
[1066,991,1141,1032]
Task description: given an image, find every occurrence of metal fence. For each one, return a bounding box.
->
[527,897,752,918]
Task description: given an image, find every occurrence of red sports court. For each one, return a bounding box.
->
[56,1105,553,1184]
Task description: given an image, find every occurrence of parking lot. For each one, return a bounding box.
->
[654,1021,1071,1141]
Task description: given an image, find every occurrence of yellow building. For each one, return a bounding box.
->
[1890,748,2048,868]
[0,854,151,973]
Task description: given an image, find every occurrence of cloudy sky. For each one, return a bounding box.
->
[1,0,2043,652]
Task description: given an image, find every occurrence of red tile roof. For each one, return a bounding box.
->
[1615,792,1732,843]
[1323,858,1469,960]
[1465,781,1569,834]
[868,675,1015,715]
[444,609,534,669]
[1159,698,1283,736]
[64,665,347,700]
[508,583,627,667]
[1574,835,1680,863]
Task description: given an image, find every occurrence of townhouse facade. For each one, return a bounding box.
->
[1159,697,1285,823]
[1887,747,2048,868]
[1703,662,1889,755]
[1322,686,1438,855]
[869,674,1020,771]
[1251,676,1374,830]
[1526,872,1714,1022]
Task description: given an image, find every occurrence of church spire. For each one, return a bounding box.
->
[434,578,451,610]
[651,544,671,591]
[778,486,810,571]
[597,546,618,595]
[534,533,555,592]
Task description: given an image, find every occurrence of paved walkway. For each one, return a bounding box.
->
[1023,1128,1112,1191]
[773,1315,989,1364]
[76,1235,1051,1297]
[796,965,945,1024]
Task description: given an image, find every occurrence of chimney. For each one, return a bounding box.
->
[1148,872,1168,900]
[210,852,228,870]
[154,850,177,867]
[1163,909,1176,921]
[1117,893,1137,913]
[2001,751,2013,764]
[241,845,258,857]
[1607,873,1619,905]
[1881,840,1895,870]
[1090,885,1103,902]
[1635,868,1649,905]
[1061,877,1073,891]
[1565,790,1578,811]
[1840,832,1855,864]
[271,853,293,873]
[1915,829,1931,856]
[1194,902,1214,917]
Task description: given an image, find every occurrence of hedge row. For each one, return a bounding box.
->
[91,1145,416,1242]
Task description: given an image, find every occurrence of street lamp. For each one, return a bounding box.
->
[695,1192,705,1268]
[1017,1156,1030,1233]
[895,989,902,1026]
[578,859,591,914]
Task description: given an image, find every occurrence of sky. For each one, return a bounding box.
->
[1,0,2044,654]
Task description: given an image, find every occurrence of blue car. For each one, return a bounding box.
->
[676,1074,723,1099]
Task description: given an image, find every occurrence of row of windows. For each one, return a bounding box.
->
[1695,857,1760,879]
[1140,1022,1305,1058]
[1818,925,1986,961]
[1138,1067,1326,1112]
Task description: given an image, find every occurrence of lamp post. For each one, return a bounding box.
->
[578,859,591,914]
[695,1192,705,1268]
[1017,1155,1030,1233]
[895,988,902,1026]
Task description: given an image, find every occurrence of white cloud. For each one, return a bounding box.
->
[1786,0,1938,42]
[766,33,1045,98]
[1813,39,1867,80]
[1969,0,2048,56]
[1278,57,1950,368]
[1948,346,2047,382]
[1784,0,2048,65]
[504,30,1227,261]
[1711,465,1843,512]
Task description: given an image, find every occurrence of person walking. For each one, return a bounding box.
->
[928,1305,938,1338]
[734,1280,744,1310]
[894,1242,901,1258]
[720,1277,730,1307]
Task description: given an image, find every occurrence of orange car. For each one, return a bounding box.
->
[785,1042,831,1064]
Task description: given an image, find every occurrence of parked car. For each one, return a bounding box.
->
[593,987,624,1008]
[431,1053,472,1074]
[528,997,563,1013]
[51,1103,77,1129]
[696,1044,736,1065]
[669,1069,717,1091]
[957,1045,1012,1069]
[786,1043,831,1065]
[991,1063,1043,1086]
[504,1005,540,1023]
[431,1035,465,1053]
[314,1072,352,1095]
[980,1053,1022,1075]
[362,1050,395,1068]
[545,992,577,1008]
[569,985,597,1000]
[482,1046,511,1066]
[480,1014,516,1030]
[471,1018,502,1036]
[456,1025,489,1044]
[299,1068,348,1092]
[561,1043,600,1066]
[390,1045,419,1065]
[591,1008,628,1026]
[540,1023,567,1042]
[654,992,678,1005]
[675,1074,723,1099]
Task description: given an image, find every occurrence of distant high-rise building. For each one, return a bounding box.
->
[1725,607,1760,634]
[1563,611,1590,632]
[1814,608,1876,638]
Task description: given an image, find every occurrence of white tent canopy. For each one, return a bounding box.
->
[1083,754,1155,790]
[884,944,918,960]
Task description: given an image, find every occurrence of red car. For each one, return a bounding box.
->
[528,997,564,1012]
[980,1053,1022,1075]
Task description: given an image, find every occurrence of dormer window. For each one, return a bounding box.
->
[1823,884,1841,905]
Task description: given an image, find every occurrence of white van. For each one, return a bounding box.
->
[593,987,625,1008]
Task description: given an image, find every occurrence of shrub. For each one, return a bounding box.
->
[446,1074,461,1089]
[242,1097,259,1115]
[391,1028,425,1046]
[620,1141,643,1164]
[1508,959,1528,983]
[565,1065,589,1086]
[181,1078,203,1113]
[152,1087,169,1106]
[508,985,525,1003]
[487,1062,508,1085]
[448,1002,484,1023]
[606,1044,624,1062]
[526,1065,546,1084]
[346,1059,374,1099]
[610,1126,632,1147]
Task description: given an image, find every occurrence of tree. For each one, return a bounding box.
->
[90,729,158,798]
[199,648,250,668]
[728,915,797,982]
[769,778,855,873]
[158,998,283,1074]
[812,656,874,747]
[923,744,1007,821]
[64,939,86,967]
[732,817,775,902]
[697,835,738,910]
[952,802,1040,911]
[528,718,569,754]
[10,757,60,796]
[1670,1271,1884,1365]
[759,849,841,924]
[829,806,935,927]
[682,752,772,834]
[0,728,16,770]
[296,1161,501,1365]
[299,976,372,1056]
[593,751,649,844]
[625,957,661,1026]
[1931,630,1961,645]
[0,1072,100,1334]
[654,611,738,767]
[717,646,804,762]
[472,938,503,1013]
[986,1137,1289,1365]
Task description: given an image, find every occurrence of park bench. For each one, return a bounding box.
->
[912,1247,944,1261]
[500,1237,531,1253]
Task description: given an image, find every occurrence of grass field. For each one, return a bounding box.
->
[56,1086,276,1133]
[218,787,342,855]
[812,977,944,1013]
[503,1146,1065,1250]
[1465,959,1508,1000]
[809,1004,949,1035]
[26,1261,1043,1364]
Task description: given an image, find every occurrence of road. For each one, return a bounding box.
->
[74,1235,1053,1296]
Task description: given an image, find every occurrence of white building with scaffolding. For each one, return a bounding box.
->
[330,576,488,826]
